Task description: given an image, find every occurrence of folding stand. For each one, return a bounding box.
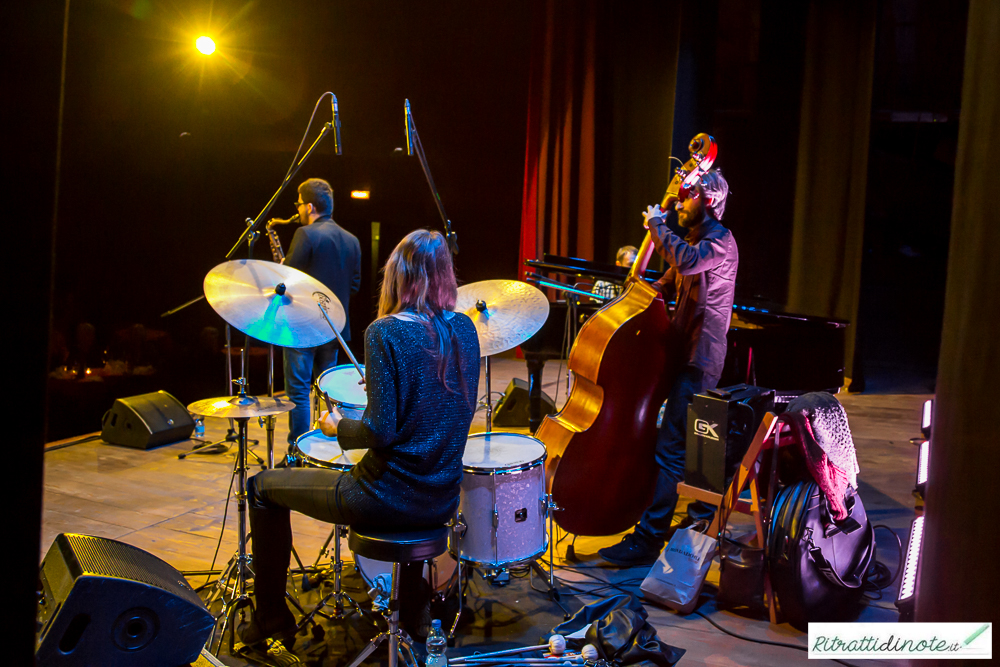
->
[677,412,780,624]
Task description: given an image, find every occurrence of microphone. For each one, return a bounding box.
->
[404,99,414,156]
[331,94,342,155]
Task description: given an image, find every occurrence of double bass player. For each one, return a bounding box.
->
[599,169,738,567]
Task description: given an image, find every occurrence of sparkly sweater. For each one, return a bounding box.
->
[337,312,480,525]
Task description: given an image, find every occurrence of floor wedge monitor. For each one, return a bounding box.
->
[101,390,195,449]
[37,533,214,667]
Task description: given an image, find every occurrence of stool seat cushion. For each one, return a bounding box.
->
[349,525,449,563]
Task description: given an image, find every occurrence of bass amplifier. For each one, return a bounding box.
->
[37,533,214,667]
[685,383,775,494]
[101,390,195,449]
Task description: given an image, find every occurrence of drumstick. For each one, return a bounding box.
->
[321,391,336,416]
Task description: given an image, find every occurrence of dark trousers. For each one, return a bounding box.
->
[283,341,339,446]
[635,365,713,543]
[248,468,423,628]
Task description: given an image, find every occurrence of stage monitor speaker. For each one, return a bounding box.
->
[37,533,214,667]
[492,378,555,427]
[685,383,775,494]
[101,390,194,450]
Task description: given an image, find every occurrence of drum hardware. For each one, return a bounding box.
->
[187,379,295,655]
[291,525,381,632]
[528,494,570,619]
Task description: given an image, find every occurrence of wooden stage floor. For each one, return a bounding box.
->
[41,356,922,666]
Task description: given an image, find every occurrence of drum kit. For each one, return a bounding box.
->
[187,256,562,654]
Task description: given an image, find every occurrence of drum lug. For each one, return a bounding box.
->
[492,506,499,529]
[452,513,468,538]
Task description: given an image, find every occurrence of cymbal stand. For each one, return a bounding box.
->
[529,494,571,619]
[485,355,494,432]
[204,379,257,655]
[258,344,277,468]
[472,299,495,431]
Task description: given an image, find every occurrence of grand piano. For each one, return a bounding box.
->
[521,254,848,432]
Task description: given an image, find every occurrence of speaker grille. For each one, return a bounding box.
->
[60,534,193,597]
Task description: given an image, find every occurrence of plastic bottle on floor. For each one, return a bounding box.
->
[425,619,448,666]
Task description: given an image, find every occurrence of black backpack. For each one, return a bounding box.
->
[767,479,875,630]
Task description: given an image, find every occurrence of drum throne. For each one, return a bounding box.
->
[343,525,450,667]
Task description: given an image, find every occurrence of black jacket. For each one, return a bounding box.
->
[650,216,738,388]
[284,217,362,341]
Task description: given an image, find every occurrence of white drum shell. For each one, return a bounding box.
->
[316,364,367,420]
[453,432,548,567]
[292,430,367,470]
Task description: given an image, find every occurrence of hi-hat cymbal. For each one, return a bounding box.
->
[455,280,549,357]
[188,394,296,419]
[204,260,345,348]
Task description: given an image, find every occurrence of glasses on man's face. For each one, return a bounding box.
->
[294,201,306,210]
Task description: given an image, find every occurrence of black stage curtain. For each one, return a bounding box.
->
[786,0,877,383]
[917,0,1000,630]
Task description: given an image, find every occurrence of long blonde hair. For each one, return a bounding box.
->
[378,230,464,392]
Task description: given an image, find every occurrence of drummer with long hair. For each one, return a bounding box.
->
[241,229,480,653]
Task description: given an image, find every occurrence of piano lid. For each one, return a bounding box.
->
[526,254,662,283]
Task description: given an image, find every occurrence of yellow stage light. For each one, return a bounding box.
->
[351,191,370,199]
[196,36,216,55]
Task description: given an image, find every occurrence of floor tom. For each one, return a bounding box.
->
[453,432,548,567]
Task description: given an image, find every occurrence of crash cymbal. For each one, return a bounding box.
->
[455,280,549,357]
[204,260,345,348]
[188,394,295,419]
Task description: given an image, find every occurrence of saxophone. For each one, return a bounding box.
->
[265,213,298,263]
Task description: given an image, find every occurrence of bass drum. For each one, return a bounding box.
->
[354,553,457,594]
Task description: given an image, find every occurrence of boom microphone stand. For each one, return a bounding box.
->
[405,99,459,256]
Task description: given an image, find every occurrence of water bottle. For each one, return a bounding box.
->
[193,417,205,438]
[425,619,448,667]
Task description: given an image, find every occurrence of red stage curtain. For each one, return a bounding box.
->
[519,1,684,278]
[519,0,603,277]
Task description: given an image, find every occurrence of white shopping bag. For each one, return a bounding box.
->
[640,526,717,614]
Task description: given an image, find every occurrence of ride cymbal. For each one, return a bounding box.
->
[203,260,345,348]
[455,280,549,357]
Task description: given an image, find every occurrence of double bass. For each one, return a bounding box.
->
[536,134,718,536]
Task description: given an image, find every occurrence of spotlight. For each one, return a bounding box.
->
[351,191,370,200]
[196,36,216,55]
[895,515,924,621]
[915,439,929,497]
[921,398,933,438]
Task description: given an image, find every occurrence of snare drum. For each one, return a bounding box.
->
[452,432,548,567]
[316,364,367,420]
[291,429,367,470]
